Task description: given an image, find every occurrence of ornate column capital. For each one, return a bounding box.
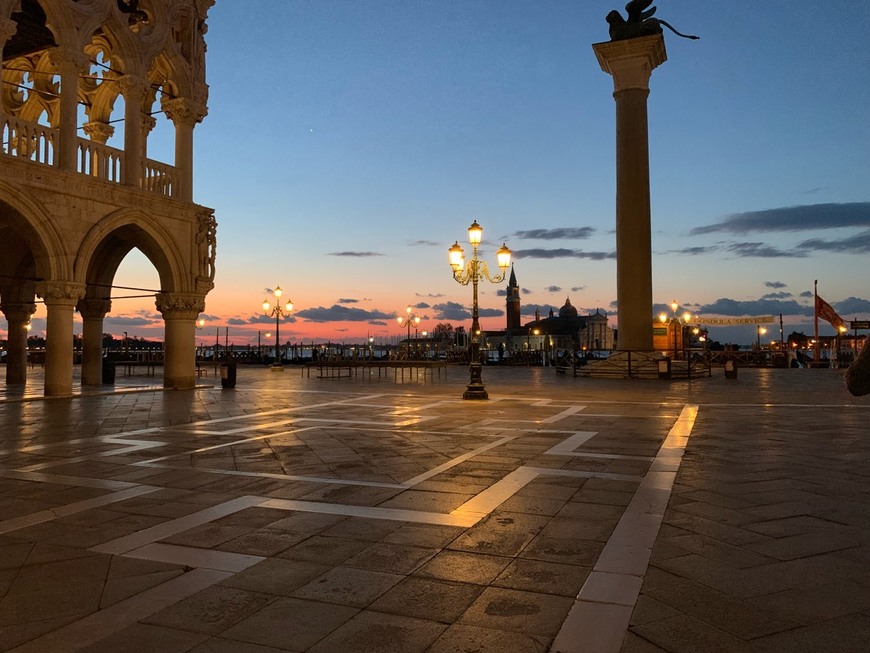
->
[46,46,90,74]
[141,115,157,136]
[161,97,207,126]
[0,302,37,323]
[118,74,149,98]
[82,121,115,144]
[76,298,112,319]
[35,281,85,307]
[593,33,667,93]
[156,292,205,320]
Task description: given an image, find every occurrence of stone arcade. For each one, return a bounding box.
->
[0,0,215,396]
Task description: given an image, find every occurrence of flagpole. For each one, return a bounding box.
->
[814,279,819,367]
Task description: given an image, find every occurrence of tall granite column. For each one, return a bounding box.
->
[77,298,111,386]
[593,34,666,351]
[156,292,205,389]
[1,302,36,385]
[36,282,85,396]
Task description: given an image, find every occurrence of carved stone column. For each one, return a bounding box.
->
[593,34,666,351]
[77,298,111,386]
[156,292,205,389]
[162,98,207,201]
[1,302,36,385]
[119,75,148,187]
[48,47,89,172]
[36,281,85,396]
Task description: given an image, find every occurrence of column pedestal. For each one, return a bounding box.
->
[593,34,666,352]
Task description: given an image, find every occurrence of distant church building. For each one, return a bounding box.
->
[492,266,615,356]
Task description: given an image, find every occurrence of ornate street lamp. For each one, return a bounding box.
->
[262,286,293,371]
[397,306,421,358]
[449,220,511,399]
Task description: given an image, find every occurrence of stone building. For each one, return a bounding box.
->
[493,267,615,355]
[0,0,215,396]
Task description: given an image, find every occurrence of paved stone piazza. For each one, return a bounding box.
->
[0,365,868,653]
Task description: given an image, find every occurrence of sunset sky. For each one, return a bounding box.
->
[13,1,870,347]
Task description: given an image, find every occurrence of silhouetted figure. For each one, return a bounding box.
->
[606,0,699,42]
[846,344,870,396]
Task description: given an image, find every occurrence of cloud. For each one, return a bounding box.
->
[834,297,870,315]
[545,285,562,293]
[571,286,585,292]
[510,228,595,240]
[432,301,470,320]
[338,298,359,304]
[368,320,388,326]
[690,203,870,235]
[416,292,445,298]
[103,316,158,327]
[727,242,805,258]
[761,292,793,300]
[512,248,615,260]
[327,251,384,257]
[799,291,813,298]
[409,239,440,247]
[668,246,720,256]
[243,314,297,325]
[765,281,787,289]
[796,230,870,255]
[697,297,811,317]
[414,302,431,309]
[294,305,392,323]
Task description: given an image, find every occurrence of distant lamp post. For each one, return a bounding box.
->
[448,220,511,399]
[757,325,767,350]
[397,306,421,358]
[262,286,293,371]
[661,301,693,357]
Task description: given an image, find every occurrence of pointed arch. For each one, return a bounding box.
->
[74,207,186,295]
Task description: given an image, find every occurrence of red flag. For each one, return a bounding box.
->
[815,294,845,330]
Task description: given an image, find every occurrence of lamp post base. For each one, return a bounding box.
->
[463,363,488,400]
[463,385,489,400]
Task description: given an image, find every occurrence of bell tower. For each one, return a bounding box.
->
[506,265,521,330]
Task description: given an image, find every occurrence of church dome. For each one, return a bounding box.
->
[559,297,578,318]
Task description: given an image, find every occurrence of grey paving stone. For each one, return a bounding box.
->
[428,623,551,653]
[307,610,446,653]
[143,585,275,635]
[459,586,574,638]
[414,550,513,585]
[291,566,403,608]
[77,622,210,653]
[220,596,358,650]
[368,576,484,623]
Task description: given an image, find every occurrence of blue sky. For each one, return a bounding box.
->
[107,0,870,346]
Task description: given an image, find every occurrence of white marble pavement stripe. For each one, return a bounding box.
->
[451,466,644,522]
[7,568,231,653]
[0,469,144,490]
[257,497,481,528]
[550,404,699,653]
[91,495,266,555]
[0,485,160,535]
[401,434,523,487]
[124,542,265,572]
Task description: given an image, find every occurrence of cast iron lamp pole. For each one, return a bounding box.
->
[396,306,421,358]
[262,286,293,371]
[449,220,511,400]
